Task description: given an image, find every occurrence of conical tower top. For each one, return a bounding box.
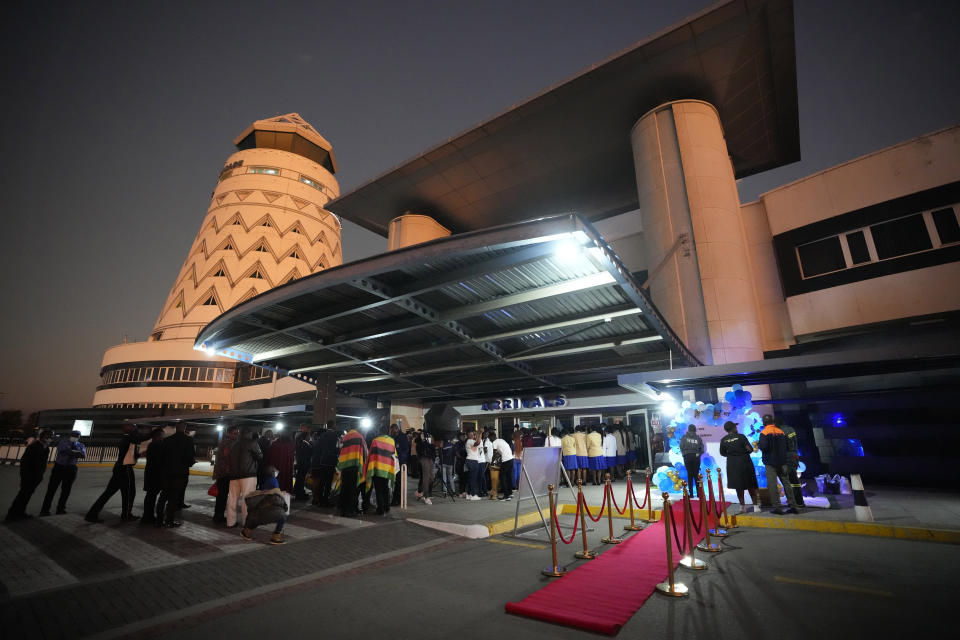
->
[234,113,336,174]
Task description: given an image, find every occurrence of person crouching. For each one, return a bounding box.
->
[241,465,288,545]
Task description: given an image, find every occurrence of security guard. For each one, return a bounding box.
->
[679,425,704,498]
[775,416,805,507]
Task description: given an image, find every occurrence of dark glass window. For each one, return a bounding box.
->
[932,207,960,245]
[189,367,199,381]
[846,230,871,265]
[797,236,846,278]
[870,214,932,259]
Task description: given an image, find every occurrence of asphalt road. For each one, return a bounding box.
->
[0,466,956,639]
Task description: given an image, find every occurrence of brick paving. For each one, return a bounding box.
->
[0,517,451,639]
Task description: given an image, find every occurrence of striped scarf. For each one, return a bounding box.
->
[365,435,397,491]
[337,430,367,484]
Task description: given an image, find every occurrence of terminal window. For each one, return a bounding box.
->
[249,166,280,175]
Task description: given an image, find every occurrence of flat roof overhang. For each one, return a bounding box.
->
[329,0,799,236]
[195,215,701,402]
[618,343,960,399]
[129,405,314,428]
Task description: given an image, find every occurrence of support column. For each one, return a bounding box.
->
[631,100,765,367]
[312,374,337,426]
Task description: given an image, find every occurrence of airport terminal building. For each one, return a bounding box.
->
[56,0,958,484]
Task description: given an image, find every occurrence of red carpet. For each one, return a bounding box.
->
[505,499,708,635]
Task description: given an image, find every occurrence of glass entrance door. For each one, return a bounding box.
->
[626,409,652,471]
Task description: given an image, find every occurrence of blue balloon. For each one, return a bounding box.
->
[732,384,743,391]
[658,479,674,492]
[725,391,735,402]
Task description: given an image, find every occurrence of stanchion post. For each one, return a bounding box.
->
[601,473,622,544]
[401,463,408,510]
[624,470,642,531]
[717,467,730,529]
[574,481,596,560]
[709,469,728,537]
[679,481,706,570]
[696,474,722,553]
[644,467,654,523]
[541,484,567,577]
[655,492,689,597]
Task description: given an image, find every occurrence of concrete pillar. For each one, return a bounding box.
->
[387,214,451,251]
[312,374,337,426]
[631,100,766,367]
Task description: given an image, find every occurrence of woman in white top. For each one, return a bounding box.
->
[546,427,562,447]
[464,431,485,500]
[602,427,619,478]
[490,436,515,500]
[480,431,494,495]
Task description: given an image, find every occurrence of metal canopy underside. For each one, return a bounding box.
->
[328,0,799,236]
[196,215,701,402]
[618,343,960,395]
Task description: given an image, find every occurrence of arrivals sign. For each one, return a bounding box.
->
[480,394,566,412]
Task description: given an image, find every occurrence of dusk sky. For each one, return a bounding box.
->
[1,0,958,415]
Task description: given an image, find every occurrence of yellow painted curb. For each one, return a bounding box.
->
[486,510,544,536]
[559,503,662,522]
[736,514,960,544]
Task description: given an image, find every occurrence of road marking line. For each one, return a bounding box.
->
[487,538,548,549]
[773,575,894,597]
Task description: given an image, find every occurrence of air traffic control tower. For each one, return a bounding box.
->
[92,114,343,410]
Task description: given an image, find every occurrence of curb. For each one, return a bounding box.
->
[736,514,960,544]
[485,511,545,536]
[558,503,663,521]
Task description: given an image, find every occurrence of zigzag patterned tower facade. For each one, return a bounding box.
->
[93,114,341,410]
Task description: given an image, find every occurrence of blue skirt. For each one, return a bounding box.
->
[605,456,618,469]
[576,455,589,469]
[616,454,627,465]
[627,450,637,462]
[588,456,607,471]
[562,455,579,470]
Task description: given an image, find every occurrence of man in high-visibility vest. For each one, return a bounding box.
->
[337,426,367,517]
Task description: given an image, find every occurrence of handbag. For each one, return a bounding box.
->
[207,482,219,497]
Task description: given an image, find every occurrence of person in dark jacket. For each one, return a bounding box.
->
[293,424,313,500]
[86,423,148,523]
[227,428,262,527]
[391,423,409,506]
[313,422,340,506]
[256,429,274,488]
[40,430,86,516]
[241,465,287,545]
[155,424,196,527]
[679,425,705,498]
[140,429,165,525]
[758,415,802,514]
[775,416,806,508]
[5,430,53,522]
[719,421,758,511]
[212,426,238,523]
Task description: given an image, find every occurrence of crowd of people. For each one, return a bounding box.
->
[3,420,647,539]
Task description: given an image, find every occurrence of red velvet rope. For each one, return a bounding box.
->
[670,503,686,553]
[553,494,580,545]
[708,475,724,518]
[608,482,628,515]
[688,494,703,534]
[582,486,607,522]
[629,474,650,510]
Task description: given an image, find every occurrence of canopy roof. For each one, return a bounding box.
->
[196,215,701,402]
[328,0,798,236]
